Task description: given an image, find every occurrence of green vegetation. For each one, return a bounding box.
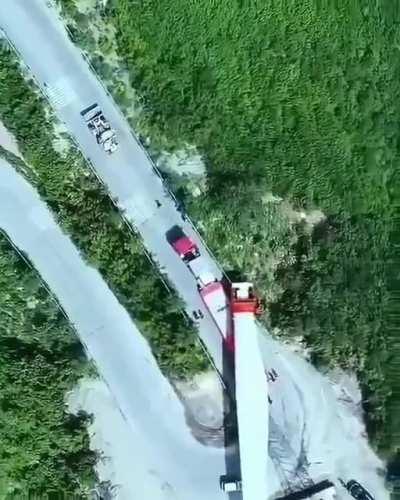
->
[0,40,209,495]
[101,0,398,456]
[0,234,95,497]
[0,43,208,380]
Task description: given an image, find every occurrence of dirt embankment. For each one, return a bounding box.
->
[0,120,22,158]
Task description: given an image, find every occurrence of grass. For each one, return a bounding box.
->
[26,0,400,469]
[0,234,95,497]
[0,42,209,380]
[105,0,398,458]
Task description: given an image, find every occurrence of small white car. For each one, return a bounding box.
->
[220,475,242,493]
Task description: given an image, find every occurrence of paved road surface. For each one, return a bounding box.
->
[0,0,228,382]
[0,3,390,500]
[0,160,232,500]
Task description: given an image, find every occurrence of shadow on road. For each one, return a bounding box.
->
[222,339,243,500]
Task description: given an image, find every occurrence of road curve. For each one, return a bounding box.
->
[0,0,228,381]
[0,4,389,500]
[0,159,228,500]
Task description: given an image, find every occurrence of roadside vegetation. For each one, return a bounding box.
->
[0,39,211,494]
[0,44,208,372]
[55,0,399,461]
[0,36,213,497]
[0,234,95,497]
[55,0,143,130]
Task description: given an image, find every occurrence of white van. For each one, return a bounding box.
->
[220,475,242,493]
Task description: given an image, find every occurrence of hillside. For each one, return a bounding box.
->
[105,0,398,459]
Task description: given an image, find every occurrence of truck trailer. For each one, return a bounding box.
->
[230,282,269,500]
[167,226,230,338]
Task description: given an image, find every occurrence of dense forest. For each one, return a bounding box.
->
[0,235,95,497]
[94,0,398,458]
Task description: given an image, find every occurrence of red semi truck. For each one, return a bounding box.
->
[167,226,230,339]
[228,282,263,352]
[231,283,263,316]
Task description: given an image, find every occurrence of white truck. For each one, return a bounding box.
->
[220,475,242,493]
[80,103,118,154]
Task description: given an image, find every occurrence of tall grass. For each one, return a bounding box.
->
[108,0,398,457]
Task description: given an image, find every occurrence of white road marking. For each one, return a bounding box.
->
[45,76,76,109]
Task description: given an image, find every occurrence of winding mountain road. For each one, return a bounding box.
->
[0,159,230,500]
[0,2,390,500]
[0,0,228,380]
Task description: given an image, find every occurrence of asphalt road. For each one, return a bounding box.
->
[0,160,231,500]
[0,0,228,382]
[0,2,298,497]
[1,4,389,500]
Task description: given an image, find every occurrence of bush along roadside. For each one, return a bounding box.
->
[0,233,96,498]
[54,0,397,458]
[0,43,209,380]
[104,0,396,458]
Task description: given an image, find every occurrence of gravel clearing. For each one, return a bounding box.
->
[67,378,172,500]
[259,328,389,499]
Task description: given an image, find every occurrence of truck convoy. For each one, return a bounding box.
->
[167,225,231,340]
[167,226,343,500]
[80,103,118,154]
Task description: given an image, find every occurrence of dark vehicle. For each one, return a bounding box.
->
[345,480,374,500]
[275,479,336,500]
[197,309,204,319]
[166,225,185,245]
[192,310,199,320]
